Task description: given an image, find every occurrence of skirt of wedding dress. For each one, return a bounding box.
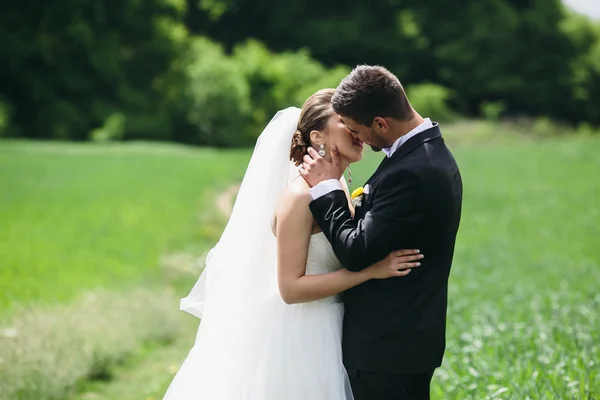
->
[163,296,353,400]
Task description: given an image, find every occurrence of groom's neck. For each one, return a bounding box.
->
[386,111,425,145]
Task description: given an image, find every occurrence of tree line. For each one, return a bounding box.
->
[1,0,598,146]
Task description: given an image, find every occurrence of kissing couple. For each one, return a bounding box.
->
[163,65,463,400]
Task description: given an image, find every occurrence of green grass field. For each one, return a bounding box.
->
[2,134,599,399]
[0,140,252,399]
[0,141,250,309]
[438,137,600,398]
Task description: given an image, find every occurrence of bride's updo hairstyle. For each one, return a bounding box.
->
[290,88,335,166]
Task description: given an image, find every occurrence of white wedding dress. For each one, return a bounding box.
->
[162,107,353,400]
[163,232,353,400]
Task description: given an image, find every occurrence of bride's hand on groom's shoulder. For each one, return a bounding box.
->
[299,146,344,187]
[367,249,424,280]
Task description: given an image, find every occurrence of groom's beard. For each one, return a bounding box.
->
[368,131,388,152]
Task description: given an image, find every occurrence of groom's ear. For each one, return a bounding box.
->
[372,117,389,134]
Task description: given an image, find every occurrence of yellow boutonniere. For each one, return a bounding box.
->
[351,187,364,207]
[351,187,364,199]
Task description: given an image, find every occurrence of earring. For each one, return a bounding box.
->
[318,144,326,157]
[347,167,352,186]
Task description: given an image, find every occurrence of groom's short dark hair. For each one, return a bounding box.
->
[332,65,413,126]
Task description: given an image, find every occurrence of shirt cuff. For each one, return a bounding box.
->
[309,179,343,200]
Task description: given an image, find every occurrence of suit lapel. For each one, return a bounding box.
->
[389,123,442,163]
[365,155,391,186]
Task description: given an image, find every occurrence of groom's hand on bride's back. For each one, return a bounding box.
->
[299,146,344,187]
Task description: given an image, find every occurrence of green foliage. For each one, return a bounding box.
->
[232,40,349,142]
[187,0,600,127]
[560,10,600,124]
[480,101,506,122]
[0,0,188,141]
[89,113,126,142]
[0,99,11,137]
[532,116,562,137]
[2,0,600,144]
[406,83,455,122]
[170,38,348,146]
[292,65,350,108]
[575,122,598,137]
[182,37,251,146]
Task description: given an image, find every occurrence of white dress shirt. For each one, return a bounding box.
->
[381,118,433,158]
[309,118,433,200]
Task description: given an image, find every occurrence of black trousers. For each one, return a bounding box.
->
[347,368,435,400]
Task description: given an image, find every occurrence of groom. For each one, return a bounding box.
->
[300,65,463,400]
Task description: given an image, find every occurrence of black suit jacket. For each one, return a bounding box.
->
[309,124,463,374]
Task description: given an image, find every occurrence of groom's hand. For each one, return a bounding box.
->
[299,146,344,187]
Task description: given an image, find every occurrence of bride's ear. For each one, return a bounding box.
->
[309,130,324,147]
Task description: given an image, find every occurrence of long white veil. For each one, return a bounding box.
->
[180,106,301,323]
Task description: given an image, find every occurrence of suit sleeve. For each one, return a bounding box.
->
[309,169,424,272]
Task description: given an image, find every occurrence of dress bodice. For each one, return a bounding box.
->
[305,232,343,280]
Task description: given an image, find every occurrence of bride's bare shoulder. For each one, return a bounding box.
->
[273,178,313,235]
[279,178,312,206]
[275,178,313,221]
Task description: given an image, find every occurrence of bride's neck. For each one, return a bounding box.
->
[339,159,350,173]
[323,154,350,172]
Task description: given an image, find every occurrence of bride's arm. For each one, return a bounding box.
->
[275,185,422,305]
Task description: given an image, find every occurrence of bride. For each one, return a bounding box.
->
[163,89,422,399]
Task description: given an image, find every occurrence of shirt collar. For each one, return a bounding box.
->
[382,118,433,158]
